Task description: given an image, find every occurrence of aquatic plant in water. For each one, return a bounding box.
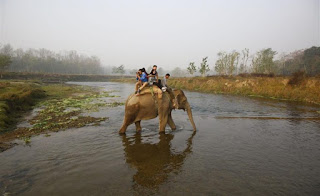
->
[16,90,124,136]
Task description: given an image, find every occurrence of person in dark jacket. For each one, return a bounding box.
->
[149,65,162,88]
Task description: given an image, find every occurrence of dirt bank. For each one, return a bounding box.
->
[0,80,123,152]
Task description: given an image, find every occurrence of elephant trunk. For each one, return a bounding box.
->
[186,102,196,131]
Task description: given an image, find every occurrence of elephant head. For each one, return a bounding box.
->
[173,89,197,131]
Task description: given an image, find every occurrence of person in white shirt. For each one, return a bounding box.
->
[161,73,176,109]
[162,73,170,88]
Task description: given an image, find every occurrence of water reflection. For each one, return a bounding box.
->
[121,132,195,190]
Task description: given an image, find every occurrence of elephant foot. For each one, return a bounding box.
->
[119,128,127,134]
[159,131,166,134]
[159,128,166,133]
[119,131,126,135]
[135,121,142,132]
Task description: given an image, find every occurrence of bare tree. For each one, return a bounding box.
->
[112,65,125,75]
[239,48,249,74]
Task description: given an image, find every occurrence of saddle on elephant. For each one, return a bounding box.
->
[138,85,177,108]
[137,85,164,99]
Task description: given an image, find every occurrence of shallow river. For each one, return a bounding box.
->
[1,82,320,195]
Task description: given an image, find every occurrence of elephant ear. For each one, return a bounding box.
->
[174,93,180,107]
[176,93,187,111]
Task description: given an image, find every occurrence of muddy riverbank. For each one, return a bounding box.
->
[0,81,46,133]
[0,81,123,152]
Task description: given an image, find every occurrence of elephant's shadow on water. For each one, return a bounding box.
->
[121,131,196,190]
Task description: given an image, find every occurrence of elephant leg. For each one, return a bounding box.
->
[135,121,142,132]
[159,113,168,133]
[119,115,135,134]
[159,116,168,133]
[167,113,176,131]
[119,123,128,134]
[158,95,171,133]
[119,121,129,134]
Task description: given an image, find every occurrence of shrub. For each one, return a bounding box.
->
[288,70,306,86]
[238,73,274,77]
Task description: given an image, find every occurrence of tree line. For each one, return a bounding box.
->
[0,44,103,74]
[0,44,169,76]
[1,43,319,77]
[187,46,320,77]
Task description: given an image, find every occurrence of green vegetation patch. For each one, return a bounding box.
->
[0,81,124,152]
[16,90,124,135]
[0,81,46,132]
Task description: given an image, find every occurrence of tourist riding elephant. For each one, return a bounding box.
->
[119,87,196,133]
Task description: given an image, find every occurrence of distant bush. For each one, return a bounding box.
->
[207,75,229,78]
[238,73,275,77]
[288,71,306,86]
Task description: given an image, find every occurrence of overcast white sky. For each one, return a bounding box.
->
[0,0,319,69]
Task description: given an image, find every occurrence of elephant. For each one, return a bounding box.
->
[119,86,196,133]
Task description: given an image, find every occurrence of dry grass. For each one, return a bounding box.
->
[168,76,320,105]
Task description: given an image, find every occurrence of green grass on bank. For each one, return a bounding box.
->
[0,80,101,133]
[0,80,125,152]
[0,81,46,132]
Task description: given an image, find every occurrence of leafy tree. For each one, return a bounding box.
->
[215,52,231,75]
[228,51,240,75]
[0,44,104,74]
[198,57,209,77]
[0,54,12,78]
[275,52,287,75]
[251,48,277,74]
[187,62,197,75]
[279,47,320,76]
[0,44,13,56]
[303,46,320,75]
[275,50,304,75]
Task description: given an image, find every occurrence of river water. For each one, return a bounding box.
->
[1,82,320,195]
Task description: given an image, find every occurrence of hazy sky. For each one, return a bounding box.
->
[0,0,319,69]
